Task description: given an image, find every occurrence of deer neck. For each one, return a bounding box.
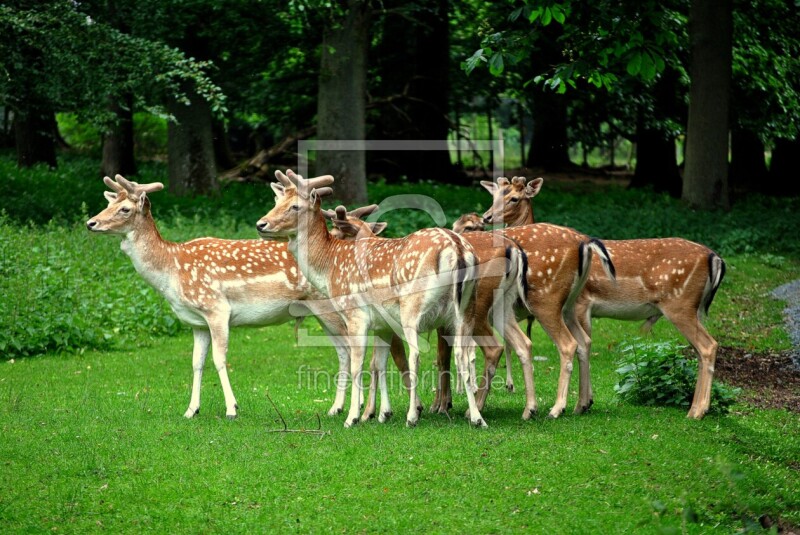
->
[288,211,338,295]
[120,214,175,282]
[510,202,535,227]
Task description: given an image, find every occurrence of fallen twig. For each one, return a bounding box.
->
[265,392,330,438]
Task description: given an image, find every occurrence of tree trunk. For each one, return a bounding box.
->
[212,119,237,171]
[167,84,218,196]
[729,129,768,194]
[101,94,137,177]
[316,0,370,205]
[768,137,800,196]
[14,106,57,169]
[683,0,732,210]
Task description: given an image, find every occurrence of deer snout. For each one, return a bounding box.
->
[256,220,269,233]
[482,213,493,224]
[86,219,98,231]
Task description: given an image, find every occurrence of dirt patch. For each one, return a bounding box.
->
[715,346,800,413]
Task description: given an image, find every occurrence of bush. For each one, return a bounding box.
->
[613,338,741,413]
[0,213,182,359]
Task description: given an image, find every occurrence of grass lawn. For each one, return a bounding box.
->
[2,305,799,533]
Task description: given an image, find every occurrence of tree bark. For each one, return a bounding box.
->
[14,105,57,169]
[683,0,732,210]
[167,85,218,196]
[101,94,138,177]
[316,0,370,205]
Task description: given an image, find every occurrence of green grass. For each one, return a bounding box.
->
[1,322,799,533]
[1,153,799,532]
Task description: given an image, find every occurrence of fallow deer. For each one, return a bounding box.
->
[481,176,726,419]
[324,204,538,420]
[86,174,363,419]
[257,170,486,428]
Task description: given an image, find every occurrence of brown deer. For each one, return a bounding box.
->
[257,170,486,428]
[323,204,538,420]
[86,174,369,419]
[480,176,726,419]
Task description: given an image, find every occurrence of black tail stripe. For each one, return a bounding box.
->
[589,237,616,279]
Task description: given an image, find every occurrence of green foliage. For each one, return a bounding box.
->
[0,1,226,130]
[614,339,741,413]
[0,213,181,359]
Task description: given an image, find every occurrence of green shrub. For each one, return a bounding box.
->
[0,213,182,359]
[613,338,741,413]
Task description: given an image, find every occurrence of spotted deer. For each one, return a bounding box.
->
[481,176,726,419]
[257,169,486,428]
[324,204,538,420]
[86,174,365,420]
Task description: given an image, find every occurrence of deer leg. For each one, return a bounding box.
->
[503,320,536,419]
[567,305,594,415]
[665,310,719,419]
[401,325,423,427]
[207,317,238,419]
[344,327,368,428]
[454,319,487,428]
[316,317,350,416]
[374,334,395,422]
[504,340,515,392]
[390,334,419,413]
[184,328,211,419]
[535,308,578,419]
[430,328,453,414]
[361,343,382,422]
[472,321,503,415]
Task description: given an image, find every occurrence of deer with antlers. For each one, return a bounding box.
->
[86,174,393,420]
[322,203,539,420]
[480,176,726,419]
[257,170,487,428]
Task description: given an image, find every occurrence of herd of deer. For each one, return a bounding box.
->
[86,169,726,428]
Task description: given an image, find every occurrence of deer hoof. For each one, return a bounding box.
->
[522,408,537,420]
[379,411,393,423]
[506,383,515,393]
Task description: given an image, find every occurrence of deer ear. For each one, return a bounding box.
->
[369,222,388,235]
[480,180,497,194]
[104,191,118,204]
[271,182,285,197]
[137,192,148,211]
[525,177,543,198]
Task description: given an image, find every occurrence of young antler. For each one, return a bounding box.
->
[481,175,726,419]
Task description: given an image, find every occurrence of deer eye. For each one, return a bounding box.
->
[510,197,519,203]
[291,204,300,211]
[120,206,131,214]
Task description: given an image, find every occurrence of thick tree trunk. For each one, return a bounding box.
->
[167,85,218,196]
[14,106,57,169]
[683,0,732,210]
[768,137,800,196]
[316,0,370,205]
[729,129,768,194]
[101,94,137,177]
